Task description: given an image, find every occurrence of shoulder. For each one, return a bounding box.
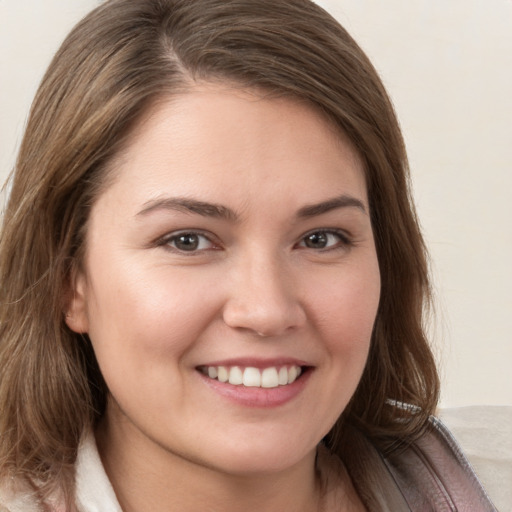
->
[0,477,40,512]
[337,415,498,511]
[0,431,121,512]
[439,405,512,511]
[380,416,498,511]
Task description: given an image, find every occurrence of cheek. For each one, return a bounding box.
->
[301,259,380,435]
[84,260,220,378]
[309,259,381,350]
[83,264,225,424]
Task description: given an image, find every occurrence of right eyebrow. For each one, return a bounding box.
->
[136,197,239,221]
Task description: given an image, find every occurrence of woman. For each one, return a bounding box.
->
[0,0,496,510]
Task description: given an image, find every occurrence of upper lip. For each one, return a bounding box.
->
[196,357,311,369]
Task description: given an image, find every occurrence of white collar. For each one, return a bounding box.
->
[75,431,123,512]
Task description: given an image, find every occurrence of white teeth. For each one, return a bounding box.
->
[228,366,243,385]
[289,366,302,384]
[261,367,279,388]
[288,366,298,384]
[278,367,288,385]
[202,365,303,388]
[217,366,229,383]
[243,367,261,387]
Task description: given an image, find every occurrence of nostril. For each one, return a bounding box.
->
[222,301,307,339]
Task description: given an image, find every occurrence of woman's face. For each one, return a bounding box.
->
[67,85,380,476]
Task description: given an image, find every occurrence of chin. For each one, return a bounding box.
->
[192,432,319,477]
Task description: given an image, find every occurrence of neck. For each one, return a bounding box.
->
[95,416,323,512]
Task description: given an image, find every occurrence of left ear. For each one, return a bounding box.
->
[63,270,90,334]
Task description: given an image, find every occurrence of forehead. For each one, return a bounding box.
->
[101,84,368,215]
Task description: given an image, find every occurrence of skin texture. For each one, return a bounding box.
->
[66,85,379,511]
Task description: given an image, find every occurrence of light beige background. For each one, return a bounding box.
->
[1,1,511,407]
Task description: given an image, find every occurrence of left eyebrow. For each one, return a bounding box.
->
[296,194,367,218]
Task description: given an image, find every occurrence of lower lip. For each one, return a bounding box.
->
[198,369,312,408]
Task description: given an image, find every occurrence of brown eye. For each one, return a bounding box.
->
[299,230,349,250]
[304,233,329,249]
[174,233,200,251]
[165,232,214,252]
[304,232,329,248]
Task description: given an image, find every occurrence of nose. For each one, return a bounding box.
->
[222,254,307,338]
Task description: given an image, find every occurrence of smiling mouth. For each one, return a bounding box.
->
[198,365,305,388]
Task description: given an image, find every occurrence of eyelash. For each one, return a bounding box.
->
[157,228,352,254]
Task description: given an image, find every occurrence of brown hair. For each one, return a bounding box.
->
[0,0,439,505]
